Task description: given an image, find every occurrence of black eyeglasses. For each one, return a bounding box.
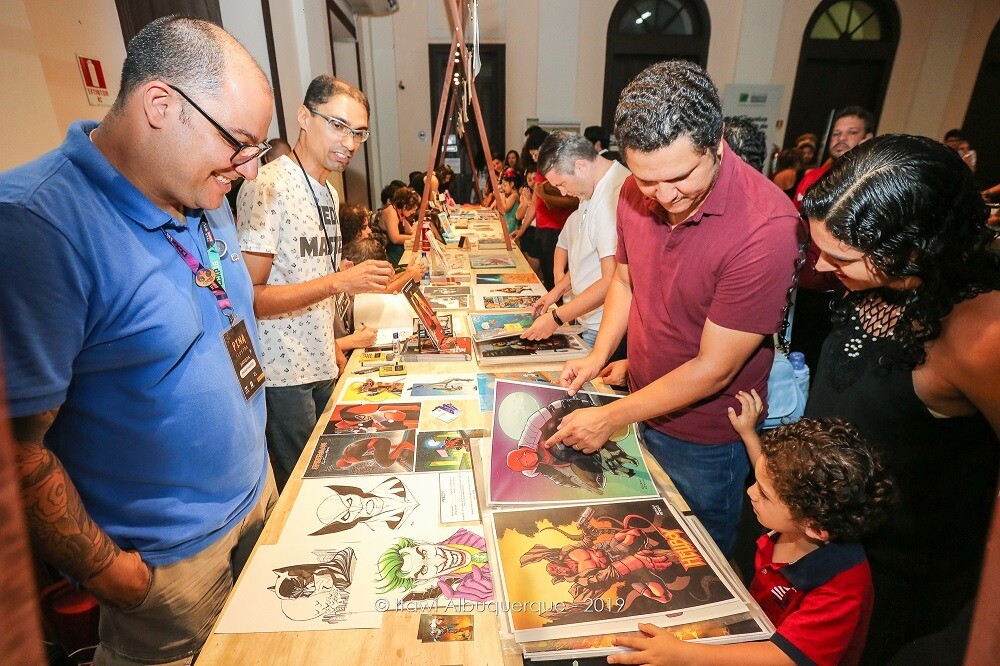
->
[308,108,370,144]
[167,84,271,166]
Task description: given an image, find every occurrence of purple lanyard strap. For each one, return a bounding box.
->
[162,217,236,324]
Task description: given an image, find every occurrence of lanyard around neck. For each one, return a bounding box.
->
[292,149,338,273]
[162,216,235,324]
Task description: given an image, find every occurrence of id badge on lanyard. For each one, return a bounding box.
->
[162,217,265,400]
[222,317,265,400]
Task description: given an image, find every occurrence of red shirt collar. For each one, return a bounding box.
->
[757,531,867,591]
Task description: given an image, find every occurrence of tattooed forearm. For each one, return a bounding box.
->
[12,409,122,582]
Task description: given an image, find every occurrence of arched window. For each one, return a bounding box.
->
[808,0,886,40]
[784,0,899,152]
[602,0,711,130]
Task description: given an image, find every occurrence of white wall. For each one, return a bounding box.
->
[536,0,580,122]
[0,0,125,170]
[356,0,999,175]
[940,0,1000,139]
[359,14,401,201]
[3,0,997,182]
[332,25,372,206]
[219,0,282,141]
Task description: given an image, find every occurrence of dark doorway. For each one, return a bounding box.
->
[114,0,222,44]
[784,0,899,150]
[429,43,506,204]
[602,0,711,131]
[962,20,1000,190]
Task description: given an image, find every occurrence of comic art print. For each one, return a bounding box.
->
[475,371,567,412]
[214,541,382,633]
[489,380,656,504]
[468,312,537,342]
[476,273,541,285]
[469,253,517,270]
[490,499,742,641]
[426,294,471,311]
[281,474,441,540]
[347,525,493,613]
[324,402,421,435]
[417,613,475,642]
[403,374,479,400]
[340,377,404,403]
[475,283,546,297]
[305,430,416,477]
[414,429,487,471]
[422,285,472,297]
[520,612,771,657]
[401,279,448,348]
[480,295,542,310]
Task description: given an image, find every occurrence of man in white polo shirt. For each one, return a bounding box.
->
[521,130,630,356]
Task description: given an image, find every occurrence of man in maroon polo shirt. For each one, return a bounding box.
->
[550,60,803,555]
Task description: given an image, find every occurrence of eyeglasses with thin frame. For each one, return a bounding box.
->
[308,108,370,144]
[167,84,271,166]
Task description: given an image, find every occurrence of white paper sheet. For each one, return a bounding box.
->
[280,474,443,542]
[215,541,384,634]
[439,471,481,523]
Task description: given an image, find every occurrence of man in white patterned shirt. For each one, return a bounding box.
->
[237,76,392,490]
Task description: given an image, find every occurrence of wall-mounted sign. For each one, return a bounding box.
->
[721,84,785,153]
[77,55,111,107]
[525,118,581,135]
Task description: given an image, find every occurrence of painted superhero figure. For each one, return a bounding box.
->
[506,396,639,492]
[331,403,415,433]
[334,436,414,470]
[376,528,492,603]
[520,513,683,618]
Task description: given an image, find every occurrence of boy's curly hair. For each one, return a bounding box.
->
[760,418,896,541]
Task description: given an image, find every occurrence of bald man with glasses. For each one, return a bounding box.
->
[0,17,281,665]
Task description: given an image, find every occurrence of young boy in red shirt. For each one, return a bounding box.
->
[609,390,896,666]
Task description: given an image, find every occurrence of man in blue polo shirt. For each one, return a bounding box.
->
[0,17,276,665]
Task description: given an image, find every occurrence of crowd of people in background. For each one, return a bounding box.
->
[390,74,999,666]
[2,14,999,666]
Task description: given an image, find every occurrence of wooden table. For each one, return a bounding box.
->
[198,219,691,665]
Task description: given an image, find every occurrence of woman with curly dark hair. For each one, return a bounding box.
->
[338,203,373,246]
[801,134,1000,664]
[378,186,419,266]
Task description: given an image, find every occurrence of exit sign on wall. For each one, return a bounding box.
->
[77,55,111,107]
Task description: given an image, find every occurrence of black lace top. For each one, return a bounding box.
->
[806,296,997,579]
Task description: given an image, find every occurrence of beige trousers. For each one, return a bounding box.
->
[93,470,277,665]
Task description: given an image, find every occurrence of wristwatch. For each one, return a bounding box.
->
[550,307,565,326]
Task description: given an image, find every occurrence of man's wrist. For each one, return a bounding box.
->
[86,550,149,606]
[551,307,565,326]
[325,273,342,297]
[598,403,623,432]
